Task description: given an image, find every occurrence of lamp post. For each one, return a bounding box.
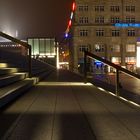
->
[56,41,60,69]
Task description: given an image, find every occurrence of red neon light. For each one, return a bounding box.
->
[72,2,76,11]
[68,20,72,27]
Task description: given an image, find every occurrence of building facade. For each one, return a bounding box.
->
[71,0,140,73]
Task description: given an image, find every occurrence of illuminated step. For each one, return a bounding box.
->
[0,68,18,75]
[0,73,28,87]
[0,63,8,68]
[0,78,36,108]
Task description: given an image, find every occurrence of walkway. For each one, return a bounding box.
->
[0,70,140,140]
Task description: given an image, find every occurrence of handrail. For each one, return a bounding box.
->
[0,31,32,77]
[84,51,140,96]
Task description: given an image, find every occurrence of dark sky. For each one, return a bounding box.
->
[0,0,73,40]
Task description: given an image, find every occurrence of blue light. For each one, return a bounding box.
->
[95,60,102,65]
[65,33,68,38]
[115,23,140,28]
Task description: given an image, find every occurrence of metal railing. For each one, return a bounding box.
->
[84,51,140,96]
[0,31,32,77]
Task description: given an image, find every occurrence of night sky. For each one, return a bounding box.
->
[0,0,73,40]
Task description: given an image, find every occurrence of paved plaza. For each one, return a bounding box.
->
[0,70,140,140]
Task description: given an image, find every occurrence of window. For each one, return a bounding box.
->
[126,16,135,23]
[112,30,120,36]
[94,44,105,52]
[125,57,136,63]
[126,6,135,12]
[79,6,83,11]
[95,6,104,12]
[80,30,88,36]
[95,16,104,23]
[110,6,120,12]
[126,44,135,52]
[128,30,135,36]
[111,57,121,64]
[96,29,104,36]
[79,17,89,24]
[111,45,120,52]
[78,5,88,11]
[79,45,89,52]
[110,17,120,23]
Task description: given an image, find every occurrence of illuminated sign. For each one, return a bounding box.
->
[115,23,140,28]
[95,60,103,65]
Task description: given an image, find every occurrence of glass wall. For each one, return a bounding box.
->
[27,38,56,57]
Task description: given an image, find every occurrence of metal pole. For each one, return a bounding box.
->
[115,69,119,96]
[84,51,87,83]
[28,46,32,78]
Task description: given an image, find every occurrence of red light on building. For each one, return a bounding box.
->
[72,2,76,11]
[68,20,72,27]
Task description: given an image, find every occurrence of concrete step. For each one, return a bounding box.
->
[0,78,37,108]
[0,69,54,108]
[0,69,55,108]
[0,68,18,75]
[0,73,28,87]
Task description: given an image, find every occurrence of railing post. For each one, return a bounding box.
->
[115,69,119,96]
[28,46,32,78]
[84,51,87,83]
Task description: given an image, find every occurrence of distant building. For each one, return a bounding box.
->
[28,38,56,65]
[71,0,140,73]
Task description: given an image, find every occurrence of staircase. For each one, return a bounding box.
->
[0,32,56,108]
[0,59,55,108]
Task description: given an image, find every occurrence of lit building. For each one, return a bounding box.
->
[28,38,56,65]
[71,0,140,73]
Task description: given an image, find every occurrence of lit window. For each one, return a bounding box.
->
[111,45,120,52]
[125,57,136,63]
[111,57,121,64]
[126,44,135,52]
[94,44,105,52]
